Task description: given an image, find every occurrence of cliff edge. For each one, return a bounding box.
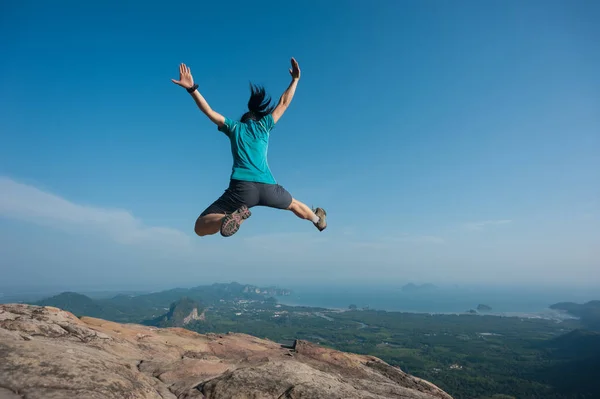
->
[0,304,453,399]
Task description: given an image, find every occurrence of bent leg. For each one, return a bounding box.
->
[195,180,259,237]
[195,213,225,237]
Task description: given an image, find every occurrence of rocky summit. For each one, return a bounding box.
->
[0,304,453,399]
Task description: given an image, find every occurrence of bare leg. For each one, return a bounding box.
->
[288,198,327,231]
[194,213,225,237]
[287,198,316,220]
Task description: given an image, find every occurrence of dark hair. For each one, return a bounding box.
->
[241,83,275,123]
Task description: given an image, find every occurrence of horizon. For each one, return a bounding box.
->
[1,1,599,288]
[2,279,597,318]
[2,279,599,295]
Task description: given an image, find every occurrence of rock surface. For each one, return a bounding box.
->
[0,304,453,399]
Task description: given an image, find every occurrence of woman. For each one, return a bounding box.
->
[171,58,327,238]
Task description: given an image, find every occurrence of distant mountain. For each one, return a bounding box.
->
[401,283,438,293]
[477,304,492,312]
[550,300,600,314]
[146,297,204,328]
[35,292,105,317]
[29,282,286,324]
[550,300,600,330]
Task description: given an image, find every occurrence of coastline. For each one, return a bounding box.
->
[276,296,580,321]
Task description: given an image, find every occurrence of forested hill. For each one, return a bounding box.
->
[34,282,287,323]
[550,300,600,330]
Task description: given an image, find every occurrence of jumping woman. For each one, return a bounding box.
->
[171,58,327,238]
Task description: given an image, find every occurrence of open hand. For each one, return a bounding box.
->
[289,57,300,80]
[171,63,194,89]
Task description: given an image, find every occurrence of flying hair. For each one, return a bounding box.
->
[241,83,276,122]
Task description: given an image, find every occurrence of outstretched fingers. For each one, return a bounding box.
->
[180,63,191,75]
[172,63,193,87]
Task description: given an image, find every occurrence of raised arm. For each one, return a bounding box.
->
[271,58,301,124]
[172,63,225,128]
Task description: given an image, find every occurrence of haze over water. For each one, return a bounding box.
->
[276,283,598,315]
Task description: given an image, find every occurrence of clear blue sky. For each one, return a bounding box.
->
[1,0,598,289]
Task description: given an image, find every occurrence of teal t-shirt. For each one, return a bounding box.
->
[218,113,277,184]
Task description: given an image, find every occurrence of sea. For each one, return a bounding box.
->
[275,283,599,320]
[2,282,597,321]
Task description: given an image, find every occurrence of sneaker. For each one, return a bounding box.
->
[313,207,327,231]
[220,205,251,237]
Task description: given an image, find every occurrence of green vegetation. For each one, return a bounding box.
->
[31,283,600,399]
[550,300,600,330]
[35,282,284,323]
[36,292,104,316]
[192,305,592,399]
[145,297,203,328]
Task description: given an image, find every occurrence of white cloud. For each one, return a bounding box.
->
[0,176,191,248]
[463,220,512,231]
[1,176,598,287]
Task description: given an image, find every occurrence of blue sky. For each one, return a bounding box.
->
[1,0,599,290]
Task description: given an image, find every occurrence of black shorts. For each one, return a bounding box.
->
[200,179,293,216]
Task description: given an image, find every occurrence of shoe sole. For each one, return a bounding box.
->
[220,206,251,237]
